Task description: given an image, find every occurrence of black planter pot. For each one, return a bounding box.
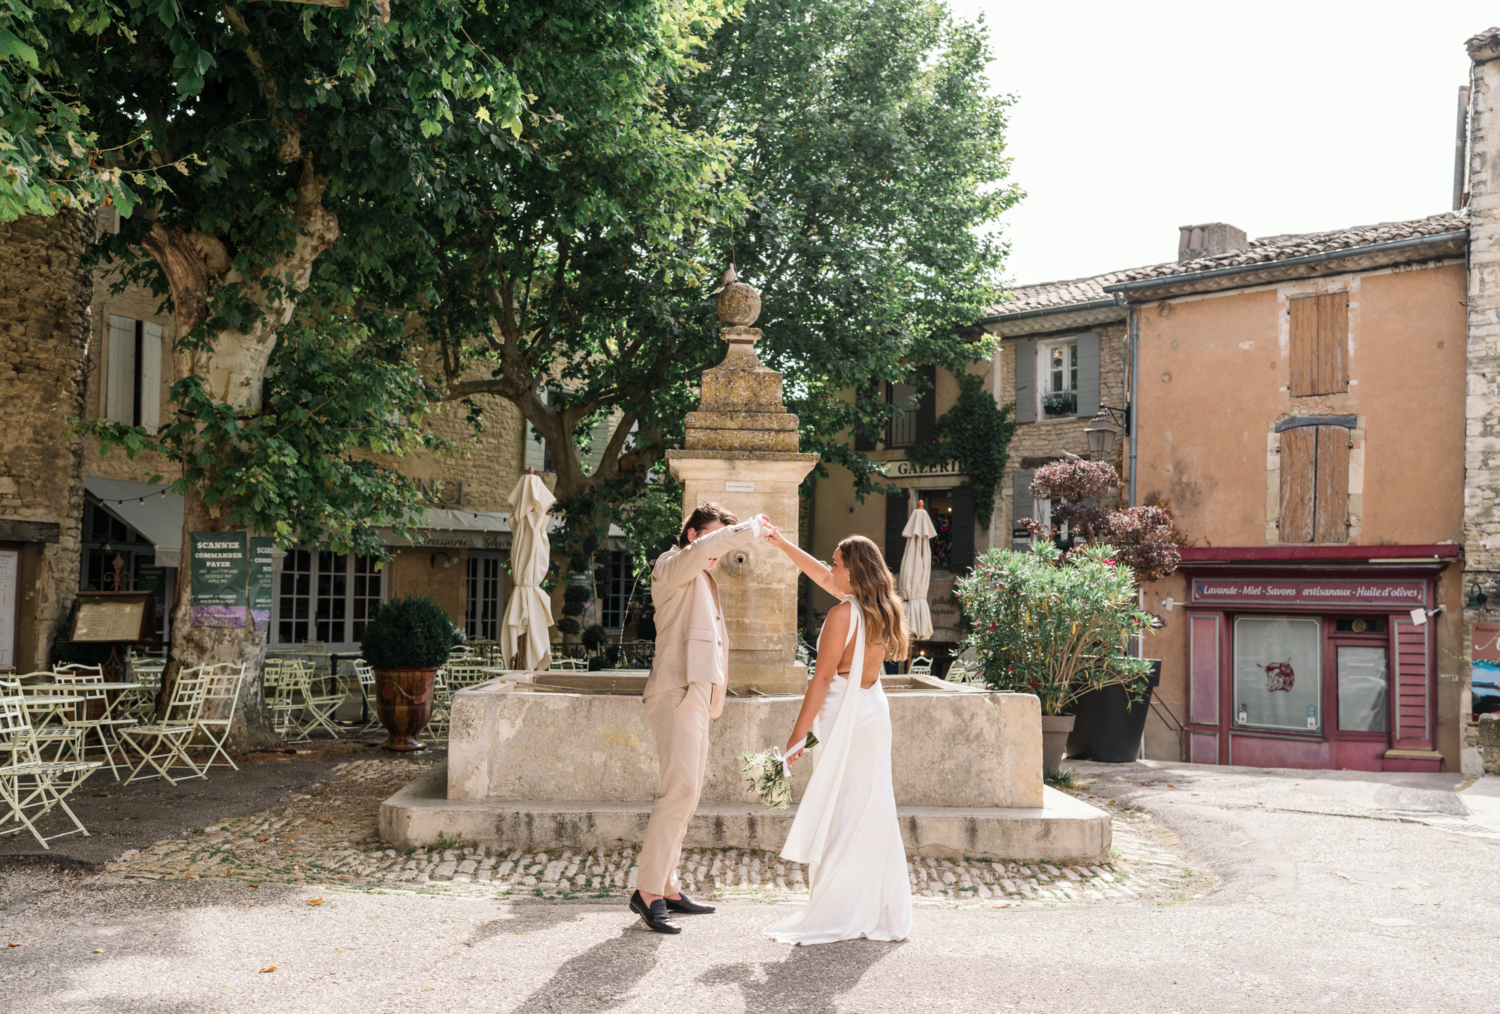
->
[1065,660,1162,763]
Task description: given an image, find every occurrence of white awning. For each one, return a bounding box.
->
[84,477,184,567]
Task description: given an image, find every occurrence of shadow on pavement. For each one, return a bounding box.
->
[510,923,666,1013]
[700,937,902,1013]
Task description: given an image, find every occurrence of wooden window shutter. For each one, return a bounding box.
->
[1013,341,1036,424]
[1278,427,1317,543]
[106,314,135,425]
[1288,293,1349,396]
[914,365,937,445]
[1188,614,1219,726]
[884,492,907,572]
[1074,332,1101,417]
[1011,469,1035,550]
[1393,620,1432,748]
[950,485,976,573]
[1312,425,1349,542]
[853,377,879,451]
[140,322,163,435]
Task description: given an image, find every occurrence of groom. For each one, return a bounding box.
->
[630,502,770,934]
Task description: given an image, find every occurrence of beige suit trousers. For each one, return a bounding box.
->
[637,682,714,896]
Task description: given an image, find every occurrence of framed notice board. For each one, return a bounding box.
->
[70,591,155,643]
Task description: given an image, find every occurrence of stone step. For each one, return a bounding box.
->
[380,766,1111,864]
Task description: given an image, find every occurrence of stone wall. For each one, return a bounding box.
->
[1463,31,1500,777]
[0,211,95,669]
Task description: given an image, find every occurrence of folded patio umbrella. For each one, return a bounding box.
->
[501,473,556,671]
[898,505,937,641]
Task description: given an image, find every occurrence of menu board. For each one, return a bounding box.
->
[71,592,153,643]
[248,537,275,611]
[190,532,249,608]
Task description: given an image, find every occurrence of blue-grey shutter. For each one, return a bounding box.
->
[1011,469,1035,550]
[1075,331,1101,418]
[885,492,907,572]
[1013,341,1036,424]
[914,365,937,445]
[951,486,975,574]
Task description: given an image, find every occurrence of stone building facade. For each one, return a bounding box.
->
[0,211,94,671]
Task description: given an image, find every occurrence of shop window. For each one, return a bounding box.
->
[1336,645,1389,733]
[105,315,164,434]
[276,550,382,647]
[919,488,975,573]
[1278,423,1350,543]
[1288,292,1348,397]
[1233,616,1322,732]
[466,552,503,641]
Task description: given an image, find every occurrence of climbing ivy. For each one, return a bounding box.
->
[907,373,1015,530]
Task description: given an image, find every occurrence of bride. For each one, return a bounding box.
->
[759,526,912,945]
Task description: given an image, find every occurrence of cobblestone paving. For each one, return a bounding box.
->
[100,759,1216,909]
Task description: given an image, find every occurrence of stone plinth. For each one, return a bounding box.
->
[447,679,1042,808]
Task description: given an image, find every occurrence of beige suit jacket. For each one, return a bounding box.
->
[642,518,764,714]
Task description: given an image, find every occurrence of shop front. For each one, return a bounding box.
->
[1181,547,1458,772]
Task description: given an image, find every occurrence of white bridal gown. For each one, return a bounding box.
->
[766,596,912,945]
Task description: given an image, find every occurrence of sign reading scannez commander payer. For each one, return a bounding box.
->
[1190,579,1425,607]
[190,532,248,626]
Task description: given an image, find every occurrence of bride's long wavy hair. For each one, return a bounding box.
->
[836,535,909,660]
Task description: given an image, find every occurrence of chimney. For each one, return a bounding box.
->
[1177,223,1249,262]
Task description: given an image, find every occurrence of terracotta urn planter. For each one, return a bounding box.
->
[375,666,437,752]
[1040,714,1076,772]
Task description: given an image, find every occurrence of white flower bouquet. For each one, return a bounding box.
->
[740,732,818,810]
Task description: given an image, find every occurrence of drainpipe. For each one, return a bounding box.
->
[1126,301,1140,507]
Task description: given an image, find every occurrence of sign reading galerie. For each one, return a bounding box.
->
[1191,578,1425,607]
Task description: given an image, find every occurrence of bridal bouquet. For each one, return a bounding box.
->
[740,733,818,811]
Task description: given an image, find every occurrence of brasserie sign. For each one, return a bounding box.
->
[1190,578,1425,608]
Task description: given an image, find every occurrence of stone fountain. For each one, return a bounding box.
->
[379,282,1112,865]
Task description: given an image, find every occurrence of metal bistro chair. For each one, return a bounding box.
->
[119,669,210,785]
[426,669,452,741]
[352,659,383,733]
[443,662,488,691]
[0,691,102,849]
[264,658,312,743]
[551,656,587,672]
[194,664,244,770]
[908,655,935,677]
[301,663,347,738]
[53,671,137,782]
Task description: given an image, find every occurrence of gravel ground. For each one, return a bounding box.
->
[2,758,1496,1013]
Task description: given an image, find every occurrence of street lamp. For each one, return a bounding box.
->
[1467,580,1490,610]
[1084,410,1120,458]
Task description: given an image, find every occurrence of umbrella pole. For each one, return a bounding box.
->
[513,632,527,671]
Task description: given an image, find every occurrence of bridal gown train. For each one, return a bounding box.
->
[766,596,912,945]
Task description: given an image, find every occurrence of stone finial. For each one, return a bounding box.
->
[1467,27,1500,63]
[716,282,761,327]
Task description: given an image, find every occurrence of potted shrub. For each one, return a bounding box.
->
[1021,460,1182,762]
[360,595,455,752]
[956,542,1156,774]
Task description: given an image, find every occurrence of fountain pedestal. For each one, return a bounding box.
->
[665,283,818,695]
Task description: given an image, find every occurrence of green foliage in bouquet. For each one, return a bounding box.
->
[956,542,1155,715]
[740,733,819,810]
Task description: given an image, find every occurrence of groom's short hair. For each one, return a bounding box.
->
[679,502,739,547]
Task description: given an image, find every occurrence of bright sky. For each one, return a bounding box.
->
[947,1,1496,287]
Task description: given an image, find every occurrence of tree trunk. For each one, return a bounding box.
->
[148,167,339,746]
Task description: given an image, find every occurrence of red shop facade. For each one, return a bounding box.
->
[1179,546,1458,772]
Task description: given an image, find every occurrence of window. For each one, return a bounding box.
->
[1233,616,1322,732]
[885,378,920,447]
[1337,645,1389,733]
[466,551,504,640]
[595,550,633,630]
[1278,422,1351,543]
[1042,340,1078,417]
[105,314,164,433]
[276,550,383,646]
[1288,292,1349,396]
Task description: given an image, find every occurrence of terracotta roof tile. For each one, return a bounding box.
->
[987,210,1468,315]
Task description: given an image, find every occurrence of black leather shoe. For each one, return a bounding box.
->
[664,891,716,915]
[629,891,682,934]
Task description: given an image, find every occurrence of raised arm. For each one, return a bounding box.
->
[783,601,849,762]
[651,516,764,591]
[763,523,842,599]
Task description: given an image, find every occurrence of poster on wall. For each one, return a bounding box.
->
[0,549,17,668]
[248,537,275,633]
[189,531,248,627]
